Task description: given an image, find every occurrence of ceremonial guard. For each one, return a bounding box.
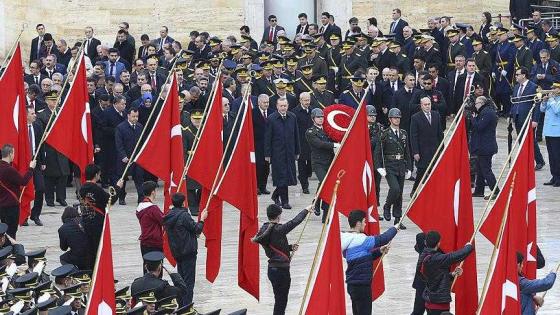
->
[366,105,383,208]
[472,39,492,90]
[326,34,342,95]
[445,29,466,73]
[339,75,369,109]
[513,35,534,73]
[309,75,335,109]
[378,108,411,229]
[293,65,315,98]
[492,27,515,115]
[337,39,368,92]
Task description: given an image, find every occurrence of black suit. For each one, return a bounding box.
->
[319,24,341,42]
[391,87,418,134]
[24,74,47,87]
[100,107,126,185]
[296,24,309,35]
[28,122,45,220]
[291,105,313,191]
[252,106,274,192]
[30,36,44,63]
[115,121,144,203]
[389,19,409,44]
[84,37,101,60]
[373,49,397,73]
[410,110,443,192]
[270,93,297,110]
[58,220,93,269]
[137,45,149,60]
[453,72,483,114]
[434,76,452,112]
[147,71,167,94]
[261,25,286,44]
[38,45,59,60]
[26,97,46,112]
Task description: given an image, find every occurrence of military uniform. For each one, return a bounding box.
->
[181,119,201,215]
[293,76,314,98]
[514,44,534,72]
[380,127,411,222]
[473,49,492,89]
[310,89,335,109]
[131,268,187,308]
[446,41,466,72]
[369,122,383,205]
[305,125,335,182]
[492,32,515,114]
[337,50,368,92]
[394,52,411,76]
[550,43,560,62]
[326,45,342,95]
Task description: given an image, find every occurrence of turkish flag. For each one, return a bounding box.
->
[480,124,537,279]
[478,183,521,315]
[214,97,260,300]
[301,193,346,315]
[186,78,224,282]
[44,53,94,181]
[133,75,185,266]
[406,115,478,315]
[85,212,116,315]
[0,44,34,225]
[317,102,384,299]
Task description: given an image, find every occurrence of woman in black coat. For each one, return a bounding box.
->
[58,206,93,269]
[264,99,300,209]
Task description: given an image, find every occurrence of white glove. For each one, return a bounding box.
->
[333,143,341,149]
[491,72,496,79]
[500,69,507,77]
[6,263,16,277]
[377,168,387,177]
[332,66,339,73]
[405,170,412,179]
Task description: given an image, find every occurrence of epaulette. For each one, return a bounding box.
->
[294,77,301,82]
[37,109,45,113]
[326,44,332,49]
[342,90,350,94]
[402,54,407,58]
[318,55,325,60]
[525,47,530,50]
[482,50,489,54]
[326,90,334,94]
[355,53,362,57]
[458,42,464,46]
[433,48,439,51]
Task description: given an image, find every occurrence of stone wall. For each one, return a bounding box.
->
[0,0,509,61]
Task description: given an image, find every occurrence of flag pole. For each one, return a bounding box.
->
[176,60,224,192]
[450,105,537,289]
[537,262,560,310]
[298,172,343,315]
[0,25,25,77]
[291,89,370,254]
[198,84,251,214]
[476,173,516,314]
[116,58,179,184]
[84,186,117,313]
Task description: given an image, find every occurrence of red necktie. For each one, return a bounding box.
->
[151,74,157,90]
[464,75,472,98]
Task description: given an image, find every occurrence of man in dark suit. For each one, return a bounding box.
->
[146,56,167,94]
[115,107,144,204]
[530,49,560,91]
[511,67,545,169]
[261,15,285,45]
[389,8,409,44]
[55,39,72,68]
[429,64,452,111]
[453,59,483,114]
[26,107,46,226]
[37,91,70,208]
[137,34,151,60]
[222,97,236,161]
[104,48,126,82]
[40,54,67,78]
[84,26,102,61]
[391,73,418,135]
[409,97,443,194]
[318,12,341,42]
[291,92,314,194]
[222,77,237,104]
[38,33,58,60]
[252,94,274,195]
[296,13,309,35]
[153,26,175,55]
[410,74,448,129]
[101,96,127,190]
[264,98,300,209]
[114,30,135,67]
[372,40,397,74]
[26,85,46,113]
[30,24,46,63]
[24,60,46,88]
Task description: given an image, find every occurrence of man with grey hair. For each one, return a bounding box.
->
[292,92,313,194]
[40,78,53,95]
[253,94,272,194]
[56,39,72,67]
[409,96,443,194]
[51,73,63,86]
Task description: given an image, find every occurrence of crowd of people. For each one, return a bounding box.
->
[0,3,559,314]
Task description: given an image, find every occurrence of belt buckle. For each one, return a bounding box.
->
[395,154,401,160]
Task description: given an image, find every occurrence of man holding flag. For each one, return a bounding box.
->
[341,210,396,315]
[0,145,37,238]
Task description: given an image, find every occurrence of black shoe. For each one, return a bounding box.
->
[33,218,43,226]
[554,182,560,187]
[46,202,55,207]
[57,200,68,207]
[407,176,416,181]
[314,208,321,216]
[383,208,391,221]
[544,180,555,186]
[378,215,384,221]
[22,220,29,226]
[484,194,497,201]
[119,199,126,205]
[281,203,292,209]
[472,192,485,197]
[271,196,281,206]
[535,163,545,170]
[394,218,406,230]
[302,188,310,194]
[261,189,271,195]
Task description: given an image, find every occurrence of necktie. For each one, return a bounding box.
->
[269,27,274,42]
[110,63,115,77]
[544,63,548,72]
[263,110,267,119]
[132,124,136,130]
[518,83,525,97]
[28,125,34,156]
[85,39,90,54]
[37,37,42,58]
[427,112,432,125]
[391,82,395,90]
[394,129,399,138]
[320,25,325,34]
[224,114,228,123]
[48,70,52,78]
[151,74,157,90]
[31,100,35,109]
[34,76,39,84]
[391,21,396,33]
[464,74,472,98]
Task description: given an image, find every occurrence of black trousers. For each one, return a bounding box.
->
[474,154,497,193]
[546,136,560,183]
[256,161,270,191]
[44,175,67,203]
[31,170,45,220]
[272,186,289,205]
[374,171,381,206]
[347,284,372,315]
[268,267,291,315]
[187,189,201,215]
[118,164,144,203]
[297,158,312,190]
[178,255,197,306]
[412,287,426,315]
[514,118,545,165]
[0,206,19,238]
[412,167,427,195]
[384,173,405,218]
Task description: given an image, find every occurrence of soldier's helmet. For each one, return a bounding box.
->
[365,105,377,116]
[310,108,324,119]
[388,108,402,118]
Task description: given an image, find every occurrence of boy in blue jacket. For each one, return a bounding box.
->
[517,252,556,315]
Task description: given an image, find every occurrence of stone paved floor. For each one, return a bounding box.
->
[17,119,560,314]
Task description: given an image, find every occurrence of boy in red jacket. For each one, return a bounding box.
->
[136,181,163,270]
